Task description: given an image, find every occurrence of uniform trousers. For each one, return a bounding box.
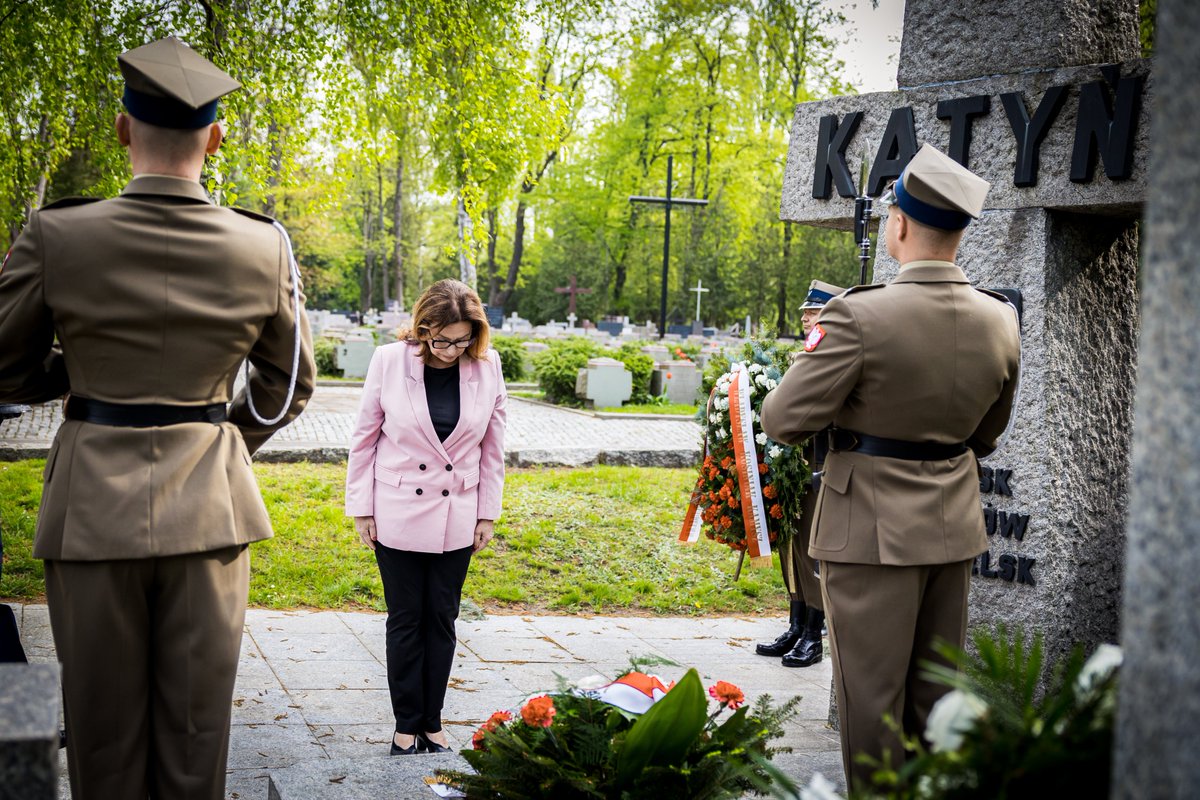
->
[44,544,249,800]
[821,558,972,790]
[778,487,822,610]
[374,542,473,733]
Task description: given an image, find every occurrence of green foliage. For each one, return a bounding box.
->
[532,336,603,405]
[313,337,341,378]
[441,668,801,799]
[613,343,655,403]
[490,334,527,382]
[2,462,787,615]
[863,626,1121,800]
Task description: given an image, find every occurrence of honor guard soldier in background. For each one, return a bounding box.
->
[761,144,1020,790]
[756,279,844,668]
[0,37,315,800]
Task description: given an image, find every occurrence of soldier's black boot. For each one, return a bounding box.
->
[781,607,825,668]
[756,599,805,656]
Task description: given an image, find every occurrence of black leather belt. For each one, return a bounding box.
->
[66,397,227,427]
[827,428,967,461]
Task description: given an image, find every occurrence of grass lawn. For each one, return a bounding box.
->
[600,402,699,416]
[0,461,786,616]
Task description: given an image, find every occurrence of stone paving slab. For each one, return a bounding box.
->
[7,604,846,799]
[0,388,701,467]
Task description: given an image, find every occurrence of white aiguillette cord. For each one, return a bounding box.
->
[242,220,303,426]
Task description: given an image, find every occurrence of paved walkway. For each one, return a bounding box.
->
[0,386,701,467]
[10,604,845,799]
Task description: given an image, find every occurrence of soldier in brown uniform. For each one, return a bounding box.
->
[756,279,843,668]
[0,38,315,799]
[761,144,1020,790]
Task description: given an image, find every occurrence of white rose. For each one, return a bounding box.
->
[1075,643,1123,695]
[925,689,987,753]
[752,411,760,423]
[755,373,770,387]
[755,432,768,446]
[748,363,762,373]
[709,413,720,424]
[765,378,778,390]
[768,445,782,459]
[799,772,846,800]
[715,427,726,440]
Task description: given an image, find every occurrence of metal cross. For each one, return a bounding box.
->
[629,155,709,339]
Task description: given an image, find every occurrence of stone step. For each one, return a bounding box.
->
[268,752,470,800]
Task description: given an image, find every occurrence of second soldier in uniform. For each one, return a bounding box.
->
[755,280,843,668]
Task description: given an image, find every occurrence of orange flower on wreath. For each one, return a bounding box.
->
[758,463,769,475]
[769,503,784,519]
[727,496,738,508]
[720,456,734,470]
[762,484,777,499]
[521,695,556,728]
[708,680,745,709]
[472,710,513,750]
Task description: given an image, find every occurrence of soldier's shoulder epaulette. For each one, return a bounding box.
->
[840,283,885,298]
[230,206,279,225]
[40,196,103,211]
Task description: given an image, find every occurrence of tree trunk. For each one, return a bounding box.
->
[485,206,500,305]
[362,193,375,310]
[494,199,527,309]
[392,151,404,310]
[457,195,475,288]
[377,165,388,306]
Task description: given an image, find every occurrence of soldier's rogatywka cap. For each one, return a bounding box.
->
[882,143,991,231]
[118,36,240,129]
[800,280,845,310]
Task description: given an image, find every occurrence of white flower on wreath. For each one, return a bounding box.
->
[755,373,772,388]
[746,383,756,396]
[799,773,845,800]
[755,432,768,446]
[751,411,760,423]
[709,413,721,424]
[1075,643,1122,696]
[714,427,727,440]
[925,689,988,753]
[768,445,782,459]
[765,378,778,390]
[748,363,762,374]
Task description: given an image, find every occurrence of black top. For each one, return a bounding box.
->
[424,361,460,442]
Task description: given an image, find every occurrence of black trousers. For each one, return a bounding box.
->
[374,542,473,733]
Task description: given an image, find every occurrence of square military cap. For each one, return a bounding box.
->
[800,280,845,309]
[119,36,240,129]
[886,143,991,231]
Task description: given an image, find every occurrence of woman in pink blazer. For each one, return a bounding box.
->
[345,279,506,755]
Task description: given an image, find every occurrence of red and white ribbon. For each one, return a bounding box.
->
[728,364,772,565]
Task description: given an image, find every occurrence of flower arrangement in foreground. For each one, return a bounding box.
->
[681,338,810,557]
[437,668,801,799]
[794,626,1123,800]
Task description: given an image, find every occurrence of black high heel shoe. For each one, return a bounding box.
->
[417,731,452,753]
[390,733,420,755]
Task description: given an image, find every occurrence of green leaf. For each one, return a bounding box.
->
[615,668,707,787]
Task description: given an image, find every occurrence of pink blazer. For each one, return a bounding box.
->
[345,342,507,553]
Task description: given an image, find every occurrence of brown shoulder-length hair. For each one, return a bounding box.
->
[402,279,491,362]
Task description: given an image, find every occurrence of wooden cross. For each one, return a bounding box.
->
[689,279,710,323]
[554,275,592,315]
[630,154,709,339]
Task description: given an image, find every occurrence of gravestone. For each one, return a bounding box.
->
[666,324,693,338]
[1114,0,1200,794]
[650,360,701,406]
[575,357,633,409]
[781,0,1147,662]
[335,337,376,380]
[0,663,60,800]
[596,320,624,336]
[641,344,670,362]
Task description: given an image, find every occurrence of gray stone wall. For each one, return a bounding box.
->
[898,0,1139,87]
[1114,0,1200,795]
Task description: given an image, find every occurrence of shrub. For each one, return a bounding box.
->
[313,337,340,377]
[489,334,527,383]
[614,343,655,403]
[532,337,604,405]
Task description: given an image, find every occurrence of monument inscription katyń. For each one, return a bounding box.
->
[780,0,1147,660]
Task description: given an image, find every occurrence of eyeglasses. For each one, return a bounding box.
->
[430,337,475,350]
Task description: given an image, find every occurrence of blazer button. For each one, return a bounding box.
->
[419,464,427,471]
[416,488,423,495]
[441,489,449,497]
[445,464,453,471]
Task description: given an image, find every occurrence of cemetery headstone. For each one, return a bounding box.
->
[651,360,701,406]
[596,321,624,336]
[335,336,376,380]
[0,662,60,800]
[575,357,633,409]
[781,0,1147,661]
